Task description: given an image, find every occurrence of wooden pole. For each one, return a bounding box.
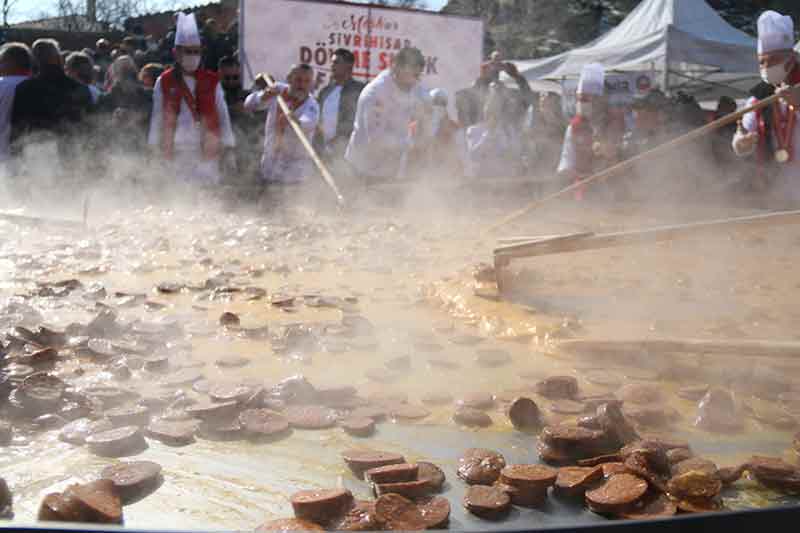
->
[485,89,788,234]
[260,74,345,206]
[556,338,800,359]
[493,209,800,259]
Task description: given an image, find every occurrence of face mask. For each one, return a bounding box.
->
[761,60,790,85]
[576,101,592,117]
[181,55,201,73]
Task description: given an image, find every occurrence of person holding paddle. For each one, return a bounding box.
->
[733,11,800,199]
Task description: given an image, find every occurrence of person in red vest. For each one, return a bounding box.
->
[557,63,606,200]
[147,12,235,186]
[733,10,800,198]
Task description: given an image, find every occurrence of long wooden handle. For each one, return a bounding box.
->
[263,75,345,205]
[494,208,800,258]
[485,90,787,234]
[556,338,800,359]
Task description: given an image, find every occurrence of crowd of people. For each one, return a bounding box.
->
[0,8,798,204]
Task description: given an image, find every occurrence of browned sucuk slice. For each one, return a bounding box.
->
[417,461,446,492]
[101,461,162,502]
[373,479,432,499]
[390,404,431,421]
[463,485,511,520]
[86,426,147,457]
[577,454,623,468]
[745,455,800,493]
[38,492,88,522]
[457,448,507,485]
[209,383,253,403]
[285,405,338,429]
[453,407,492,428]
[104,405,150,427]
[666,447,694,466]
[290,488,354,526]
[717,464,747,485]
[416,496,451,529]
[342,449,406,479]
[603,463,628,478]
[340,417,376,437]
[185,400,239,421]
[19,372,66,407]
[585,474,648,515]
[373,493,427,530]
[255,518,324,532]
[671,457,718,478]
[500,464,557,490]
[146,419,198,446]
[507,397,541,430]
[555,466,604,498]
[618,493,678,519]
[494,482,547,507]
[64,479,123,523]
[675,497,723,513]
[366,463,419,484]
[239,409,290,436]
[536,441,573,465]
[535,376,578,400]
[59,418,114,446]
[667,470,722,501]
[331,500,382,531]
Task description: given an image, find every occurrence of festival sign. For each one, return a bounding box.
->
[561,72,655,117]
[241,0,483,105]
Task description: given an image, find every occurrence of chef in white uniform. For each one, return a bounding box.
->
[148,12,235,186]
[244,64,320,184]
[733,11,800,199]
[346,47,430,181]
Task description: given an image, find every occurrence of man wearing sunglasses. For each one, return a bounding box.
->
[148,12,235,186]
[345,46,430,182]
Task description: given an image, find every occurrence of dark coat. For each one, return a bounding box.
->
[315,78,365,157]
[11,64,94,162]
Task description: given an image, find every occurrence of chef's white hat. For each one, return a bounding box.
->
[758,11,794,54]
[175,12,202,47]
[578,63,605,96]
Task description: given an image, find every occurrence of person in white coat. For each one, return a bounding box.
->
[147,12,235,186]
[345,47,429,181]
[244,64,319,185]
[733,10,800,198]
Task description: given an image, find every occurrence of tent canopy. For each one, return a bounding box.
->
[511,0,760,98]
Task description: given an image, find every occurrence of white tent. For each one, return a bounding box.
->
[511,0,760,99]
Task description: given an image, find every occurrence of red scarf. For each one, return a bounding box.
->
[160,68,221,161]
[275,89,306,153]
[570,114,595,177]
[755,64,800,165]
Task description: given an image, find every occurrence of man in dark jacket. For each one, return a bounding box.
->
[11,38,93,173]
[315,48,364,160]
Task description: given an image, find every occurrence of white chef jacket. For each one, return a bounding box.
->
[148,74,235,186]
[0,75,28,167]
[557,124,581,175]
[733,95,800,198]
[345,70,428,179]
[320,85,342,143]
[244,83,320,184]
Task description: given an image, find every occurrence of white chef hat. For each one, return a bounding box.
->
[757,11,795,54]
[578,63,605,96]
[175,12,202,47]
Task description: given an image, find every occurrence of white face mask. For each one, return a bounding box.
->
[761,62,789,86]
[181,55,201,73]
[576,101,592,117]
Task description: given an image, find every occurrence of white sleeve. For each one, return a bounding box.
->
[244,90,268,112]
[557,125,576,174]
[147,77,163,147]
[732,96,758,157]
[215,83,235,147]
[297,100,320,137]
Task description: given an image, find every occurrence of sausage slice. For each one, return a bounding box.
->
[290,488,353,526]
[255,518,324,532]
[463,485,511,520]
[365,463,419,484]
[86,426,147,457]
[585,474,648,515]
[100,461,162,502]
[342,449,405,479]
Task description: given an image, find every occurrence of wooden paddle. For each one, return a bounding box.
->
[485,88,790,234]
[257,73,345,206]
